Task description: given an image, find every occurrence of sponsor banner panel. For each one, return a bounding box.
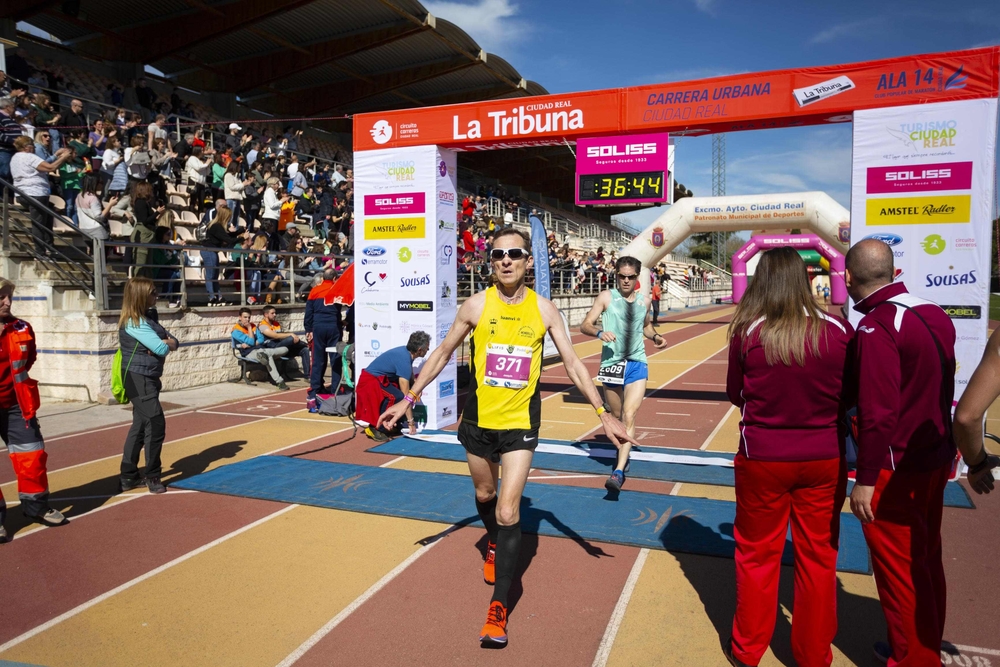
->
[355,47,999,150]
[850,98,998,397]
[356,145,458,428]
[433,147,459,428]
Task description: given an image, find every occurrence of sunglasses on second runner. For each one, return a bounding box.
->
[490,247,528,261]
[617,273,638,282]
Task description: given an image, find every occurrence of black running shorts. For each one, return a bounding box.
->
[457,421,538,464]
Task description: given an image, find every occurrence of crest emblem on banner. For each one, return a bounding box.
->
[838,222,850,244]
[649,226,665,248]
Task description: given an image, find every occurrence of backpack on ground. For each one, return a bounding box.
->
[111,342,140,404]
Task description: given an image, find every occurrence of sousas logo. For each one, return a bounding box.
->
[400,274,431,288]
[585,143,658,158]
[926,268,976,288]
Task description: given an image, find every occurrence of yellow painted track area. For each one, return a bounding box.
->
[2,303,998,667]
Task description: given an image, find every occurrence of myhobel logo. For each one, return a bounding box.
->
[370,120,392,145]
[921,234,946,256]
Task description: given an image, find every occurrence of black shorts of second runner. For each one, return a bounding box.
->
[458,420,539,464]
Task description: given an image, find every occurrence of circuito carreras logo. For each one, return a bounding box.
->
[370,120,392,145]
[921,234,946,256]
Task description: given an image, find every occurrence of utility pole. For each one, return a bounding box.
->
[711,133,726,269]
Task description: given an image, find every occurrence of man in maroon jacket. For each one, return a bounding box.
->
[845,239,957,666]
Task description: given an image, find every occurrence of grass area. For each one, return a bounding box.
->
[991,293,1000,322]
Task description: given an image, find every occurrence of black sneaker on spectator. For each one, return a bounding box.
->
[119,476,144,493]
[168,301,180,309]
[276,382,289,391]
[145,477,166,494]
[723,638,751,667]
[27,508,67,526]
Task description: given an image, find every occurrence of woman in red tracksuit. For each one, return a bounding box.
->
[724,248,854,667]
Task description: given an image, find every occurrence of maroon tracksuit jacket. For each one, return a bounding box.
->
[852,282,957,486]
[727,311,855,462]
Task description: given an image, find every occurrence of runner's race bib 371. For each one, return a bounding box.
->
[484,343,532,389]
[597,361,626,385]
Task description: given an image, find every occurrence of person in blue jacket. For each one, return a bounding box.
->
[117,276,178,494]
[304,268,342,399]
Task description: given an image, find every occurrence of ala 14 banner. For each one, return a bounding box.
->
[850,98,999,397]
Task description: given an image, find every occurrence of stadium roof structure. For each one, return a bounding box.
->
[4,0,548,118]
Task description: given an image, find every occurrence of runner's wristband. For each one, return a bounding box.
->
[595,330,603,339]
[968,449,992,475]
[595,402,612,416]
[404,393,417,406]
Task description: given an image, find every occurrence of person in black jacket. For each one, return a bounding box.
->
[201,207,242,306]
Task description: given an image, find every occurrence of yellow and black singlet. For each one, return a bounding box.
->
[464,286,546,431]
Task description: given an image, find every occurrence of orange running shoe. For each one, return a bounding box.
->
[483,541,496,585]
[479,600,508,646]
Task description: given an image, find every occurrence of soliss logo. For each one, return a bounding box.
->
[585,143,657,157]
[374,197,413,205]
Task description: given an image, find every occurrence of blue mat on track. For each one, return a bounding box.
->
[173,455,873,574]
[368,432,974,509]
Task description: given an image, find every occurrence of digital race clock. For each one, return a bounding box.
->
[579,171,664,202]
[575,132,670,206]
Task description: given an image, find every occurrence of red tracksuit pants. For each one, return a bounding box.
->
[732,455,846,667]
[863,466,949,667]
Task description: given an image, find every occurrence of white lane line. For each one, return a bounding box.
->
[1,420,271,486]
[636,426,696,432]
[591,548,650,667]
[670,483,683,496]
[198,409,347,424]
[274,525,459,667]
[3,490,200,508]
[0,504,299,654]
[700,404,736,451]
[576,344,729,443]
[528,474,600,481]
[378,456,407,468]
[262,399,310,405]
[656,412,691,416]
[12,427,353,541]
[656,399,721,406]
[951,644,1000,657]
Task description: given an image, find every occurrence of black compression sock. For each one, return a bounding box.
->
[491,521,521,607]
[475,494,499,544]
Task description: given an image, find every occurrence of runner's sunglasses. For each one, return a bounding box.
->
[490,248,528,261]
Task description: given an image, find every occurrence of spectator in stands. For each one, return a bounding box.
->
[330,164,346,185]
[89,118,107,153]
[135,79,156,114]
[28,93,60,149]
[76,174,116,243]
[651,276,662,324]
[59,128,92,223]
[102,135,128,198]
[125,134,152,187]
[184,146,211,213]
[262,176,287,228]
[290,159,311,199]
[257,305,310,377]
[117,276,178,494]
[131,181,161,271]
[725,248,853,667]
[149,226,182,308]
[202,207,241,306]
[147,114,167,150]
[246,140,261,168]
[10,136,72,254]
[223,160,253,231]
[232,307,289,389]
[210,152,226,201]
[59,99,87,137]
[32,129,54,163]
[224,123,242,152]
[0,96,23,187]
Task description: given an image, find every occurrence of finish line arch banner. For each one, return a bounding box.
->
[354,145,459,429]
[849,98,999,397]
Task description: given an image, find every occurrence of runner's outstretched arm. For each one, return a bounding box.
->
[954,327,1000,494]
[539,297,639,450]
[377,293,482,431]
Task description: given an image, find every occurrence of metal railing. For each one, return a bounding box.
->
[1,178,105,307]
[100,241,351,309]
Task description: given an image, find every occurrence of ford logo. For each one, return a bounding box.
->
[363,246,387,257]
[862,233,903,246]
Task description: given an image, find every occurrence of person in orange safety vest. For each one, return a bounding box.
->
[0,278,66,542]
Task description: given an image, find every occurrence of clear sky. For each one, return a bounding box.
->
[423,0,1000,233]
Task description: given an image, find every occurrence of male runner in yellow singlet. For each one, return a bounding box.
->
[581,256,667,492]
[379,228,637,647]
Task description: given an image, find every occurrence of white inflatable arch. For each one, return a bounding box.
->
[617,192,850,294]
